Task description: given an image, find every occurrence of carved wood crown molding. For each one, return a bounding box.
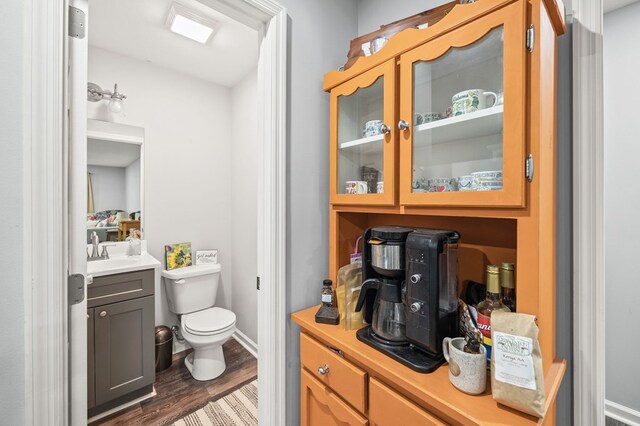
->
[323,0,566,92]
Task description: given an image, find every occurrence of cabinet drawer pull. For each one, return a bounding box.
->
[318,364,330,375]
[99,310,107,317]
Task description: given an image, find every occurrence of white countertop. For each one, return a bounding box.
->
[87,241,161,279]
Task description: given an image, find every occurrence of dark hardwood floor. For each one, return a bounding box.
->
[90,338,257,426]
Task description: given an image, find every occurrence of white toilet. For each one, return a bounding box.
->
[161,263,236,381]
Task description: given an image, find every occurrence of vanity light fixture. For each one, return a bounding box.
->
[87,82,127,114]
[165,3,219,44]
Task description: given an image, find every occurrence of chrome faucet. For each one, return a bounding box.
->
[87,232,114,261]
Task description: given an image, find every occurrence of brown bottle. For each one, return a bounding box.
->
[500,262,516,312]
[477,265,510,362]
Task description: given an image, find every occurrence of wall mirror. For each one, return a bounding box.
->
[86,119,145,243]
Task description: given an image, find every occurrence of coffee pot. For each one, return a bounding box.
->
[355,278,405,343]
[359,226,414,324]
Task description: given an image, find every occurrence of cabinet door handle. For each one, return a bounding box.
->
[86,313,90,319]
[398,120,410,131]
[99,310,107,317]
[318,364,330,375]
[380,124,391,134]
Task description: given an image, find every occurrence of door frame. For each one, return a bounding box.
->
[572,0,605,424]
[25,0,287,424]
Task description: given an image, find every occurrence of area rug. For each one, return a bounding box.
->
[170,380,257,426]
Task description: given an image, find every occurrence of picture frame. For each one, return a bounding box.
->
[164,242,192,270]
[195,249,218,265]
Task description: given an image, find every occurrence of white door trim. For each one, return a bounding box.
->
[24,0,68,423]
[27,0,287,424]
[572,0,605,424]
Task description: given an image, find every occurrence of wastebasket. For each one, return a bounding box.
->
[155,325,173,372]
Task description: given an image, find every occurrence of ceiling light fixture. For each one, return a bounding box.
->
[165,3,218,44]
[87,82,127,114]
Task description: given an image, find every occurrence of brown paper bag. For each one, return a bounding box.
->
[490,311,545,418]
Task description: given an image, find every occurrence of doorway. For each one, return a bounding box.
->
[26,0,286,424]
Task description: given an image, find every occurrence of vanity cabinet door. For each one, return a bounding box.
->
[94,295,155,406]
[87,308,95,409]
[301,369,368,426]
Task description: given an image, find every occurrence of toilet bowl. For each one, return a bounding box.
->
[180,307,236,381]
[161,263,236,381]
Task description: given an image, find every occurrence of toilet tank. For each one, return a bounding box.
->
[161,264,222,314]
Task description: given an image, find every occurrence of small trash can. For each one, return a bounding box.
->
[155,326,173,372]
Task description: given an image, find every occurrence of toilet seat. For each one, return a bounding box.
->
[183,307,236,336]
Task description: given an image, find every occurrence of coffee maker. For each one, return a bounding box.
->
[356,226,460,373]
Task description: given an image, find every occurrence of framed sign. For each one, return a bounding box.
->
[165,242,192,270]
[195,249,218,265]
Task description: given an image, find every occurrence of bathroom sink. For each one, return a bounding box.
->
[97,258,138,268]
[87,253,160,278]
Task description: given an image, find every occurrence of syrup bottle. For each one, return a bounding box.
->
[500,262,516,312]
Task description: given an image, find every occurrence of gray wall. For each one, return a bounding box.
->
[281,0,358,424]
[604,3,640,414]
[0,1,26,425]
[355,2,574,425]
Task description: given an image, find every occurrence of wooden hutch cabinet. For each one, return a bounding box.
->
[294,0,567,424]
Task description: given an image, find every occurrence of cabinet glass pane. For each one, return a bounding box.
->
[337,77,385,195]
[412,27,504,194]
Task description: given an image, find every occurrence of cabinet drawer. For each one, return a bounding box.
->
[369,377,445,426]
[300,333,367,413]
[88,269,154,308]
[301,368,368,426]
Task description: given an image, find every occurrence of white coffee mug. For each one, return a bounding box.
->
[346,180,368,194]
[451,89,498,116]
[376,181,384,194]
[443,337,487,395]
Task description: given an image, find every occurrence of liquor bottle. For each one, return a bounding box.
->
[477,265,510,362]
[500,262,516,312]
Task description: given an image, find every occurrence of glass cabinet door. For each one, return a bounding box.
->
[330,59,396,205]
[399,1,526,207]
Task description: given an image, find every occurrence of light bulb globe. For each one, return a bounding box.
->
[108,98,123,114]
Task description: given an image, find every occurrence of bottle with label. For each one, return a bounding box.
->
[500,262,516,312]
[321,279,334,307]
[477,265,510,362]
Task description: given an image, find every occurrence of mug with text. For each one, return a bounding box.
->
[452,89,498,116]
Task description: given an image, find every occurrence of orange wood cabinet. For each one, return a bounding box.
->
[293,307,567,426]
[297,0,567,425]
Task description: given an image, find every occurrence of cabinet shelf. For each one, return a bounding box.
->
[414,105,503,146]
[339,134,385,155]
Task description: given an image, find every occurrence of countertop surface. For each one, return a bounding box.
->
[292,305,566,426]
[87,241,161,279]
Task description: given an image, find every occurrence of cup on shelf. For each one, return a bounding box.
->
[443,337,487,395]
[363,120,384,137]
[345,180,368,194]
[457,175,474,192]
[427,178,458,192]
[423,112,441,123]
[376,181,384,194]
[470,170,503,191]
[414,113,424,126]
[451,89,498,116]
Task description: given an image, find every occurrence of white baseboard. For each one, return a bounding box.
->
[233,329,258,358]
[606,400,640,426]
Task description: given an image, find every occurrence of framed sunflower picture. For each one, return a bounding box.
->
[165,242,192,270]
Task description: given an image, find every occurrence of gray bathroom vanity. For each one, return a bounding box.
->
[87,268,155,418]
